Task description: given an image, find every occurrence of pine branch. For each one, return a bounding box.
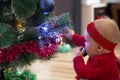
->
[48,12,74,29]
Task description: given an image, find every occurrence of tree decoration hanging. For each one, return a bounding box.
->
[38,0,55,14]
[57,43,71,53]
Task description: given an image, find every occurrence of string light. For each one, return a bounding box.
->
[16,21,25,32]
[17,21,23,29]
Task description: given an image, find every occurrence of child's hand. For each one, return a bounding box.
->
[75,47,85,57]
[64,26,74,40]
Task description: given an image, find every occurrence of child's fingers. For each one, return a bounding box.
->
[64,33,70,39]
[75,47,85,56]
[64,26,74,34]
[64,26,69,33]
[64,32,73,40]
[80,47,85,52]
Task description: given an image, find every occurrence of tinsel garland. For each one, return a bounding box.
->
[0,41,57,63]
[5,69,36,80]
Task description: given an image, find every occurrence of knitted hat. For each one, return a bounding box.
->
[87,18,120,51]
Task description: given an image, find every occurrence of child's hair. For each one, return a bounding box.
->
[94,18,120,44]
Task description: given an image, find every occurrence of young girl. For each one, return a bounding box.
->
[65,18,120,80]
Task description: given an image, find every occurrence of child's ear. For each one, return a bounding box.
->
[97,46,104,52]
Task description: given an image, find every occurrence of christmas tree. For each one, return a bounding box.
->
[0,0,73,79]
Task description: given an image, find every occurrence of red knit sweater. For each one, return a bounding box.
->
[72,34,120,80]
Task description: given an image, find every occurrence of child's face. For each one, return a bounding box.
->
[84,31,99,57]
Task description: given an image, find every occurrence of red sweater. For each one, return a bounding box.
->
[72,34,120,80]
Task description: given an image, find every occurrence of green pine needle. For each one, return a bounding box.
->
[48,12,74,29]
[4,69,36,80]
[0,23,16,48]
[22,27,39,42]
[11,0,38,20]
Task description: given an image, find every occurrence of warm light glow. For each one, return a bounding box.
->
[17,21,23,29]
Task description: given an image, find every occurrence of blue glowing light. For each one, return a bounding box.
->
[39,22,53,37]
[43,12,49,14]
[37,22,63,47]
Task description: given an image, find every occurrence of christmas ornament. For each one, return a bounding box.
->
[57,43,71,53]
[55,37,62,45]
[38,0,55,14]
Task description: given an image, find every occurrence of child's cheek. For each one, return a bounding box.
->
[85,43,89,52]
